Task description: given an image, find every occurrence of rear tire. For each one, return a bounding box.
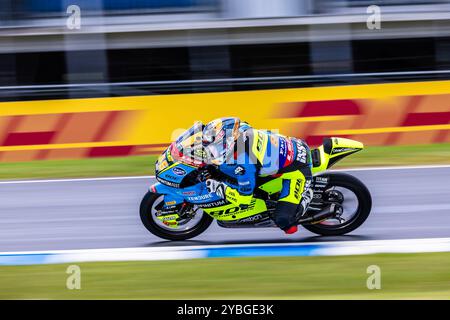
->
[303,173,372,236]
[140,191,213,241]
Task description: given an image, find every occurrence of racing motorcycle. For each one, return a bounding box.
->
[140,126,372,241]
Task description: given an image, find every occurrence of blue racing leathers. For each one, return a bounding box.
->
[215,123,313,230]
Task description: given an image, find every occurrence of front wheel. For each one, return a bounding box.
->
[303,172,372,236]
[140,191,213,241]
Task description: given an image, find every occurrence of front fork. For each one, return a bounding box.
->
[155,196,200,227]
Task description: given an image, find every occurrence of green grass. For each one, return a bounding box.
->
[0,143,448,180]
[0,155,158,180]
[334,143,450,168]
[1,252,450,299]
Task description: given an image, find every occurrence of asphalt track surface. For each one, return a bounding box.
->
[0,166,449,252]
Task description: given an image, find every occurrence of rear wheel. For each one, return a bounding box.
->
[303,173,372,236]
[140,191,213,241]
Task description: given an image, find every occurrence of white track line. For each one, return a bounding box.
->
[332,164,450,172]
[0,164,448,185]
[2,237,450,256]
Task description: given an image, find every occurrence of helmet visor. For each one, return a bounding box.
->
[172,122,206,166]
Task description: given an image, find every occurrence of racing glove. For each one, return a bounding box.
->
[206,179,253,205]
[206,179,227,198]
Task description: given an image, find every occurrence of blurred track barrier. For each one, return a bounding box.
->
[1,238,450,266]
[23,0,215,12]
[0,80,449,162]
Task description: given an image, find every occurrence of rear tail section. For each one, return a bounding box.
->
[311,137,364,174]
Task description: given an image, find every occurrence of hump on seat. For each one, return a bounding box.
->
[310,137,332,168]
[322,137,333,154]
[310,148,321,168]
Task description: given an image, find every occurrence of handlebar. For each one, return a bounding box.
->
[196,165,217,182]
[196,165,238,186]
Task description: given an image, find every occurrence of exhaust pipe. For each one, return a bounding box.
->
[297,204,339,224]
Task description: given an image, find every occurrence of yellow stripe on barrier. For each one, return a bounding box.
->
[275,116,351,123]
[1,80,450,117]
[0,141,131,152]
[330,124,450,135]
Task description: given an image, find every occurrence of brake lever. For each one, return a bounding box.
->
[197,165,214,182]
[198,170,211,182]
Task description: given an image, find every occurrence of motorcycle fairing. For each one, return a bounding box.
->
[156,162,197,186]
[327,137,363,168]
[201,176,283,221]
[151,181,224,205]
[150,179,270,221]
[257,176,283,195]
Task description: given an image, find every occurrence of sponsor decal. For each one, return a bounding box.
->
[196,199,228,208]
[278,138,287,167]
[165,200,176,205]
[332,147,356,154]
[172,167,187,176]
[163,173,180,181]
[234,166,246,175]
[225,189,238,202]
[156,203,176,211]
[279,138,295,168]
[208,199,257,217]
[182,190,196,195]
[279,138,286,155]
[295,143,307,163]
[156,176,180,188]
[161,214,178,221]
[240,186,252,193]
[286,140,294,166]
[313,176,328,189]
[315,177,328,183]
[293,179,302,200]
[239,214,263,223]
[187,194,213,201]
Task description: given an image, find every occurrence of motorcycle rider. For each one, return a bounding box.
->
[199,117,313,234]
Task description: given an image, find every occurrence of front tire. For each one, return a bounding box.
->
[140,191,213,241]
[303,173,372,236]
